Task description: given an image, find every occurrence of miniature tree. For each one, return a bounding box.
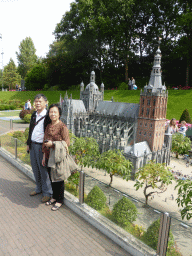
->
[171,133,191,158]
[86,186,107,210]
[179,109,192,124]
[69,136,100,169]
[95,149,132,186]
[112,197,137,226]
[175,180,192,220]
[134,161,173,205]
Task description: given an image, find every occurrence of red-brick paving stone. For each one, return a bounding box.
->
[0,156,131,256]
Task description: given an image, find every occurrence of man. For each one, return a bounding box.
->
[27,94,52,203]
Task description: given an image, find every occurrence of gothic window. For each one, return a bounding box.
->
[159,133,160,136]
[139,131,141,135]
[153,69,155,73]
[156,69,158,73]
[142,98,144,105]
[140,122,142,126]
[152,109,155,117]
[146,108,149,116]
[144,132,146,136]
[147,100,150,105]
[153,99,156,106]
[156,133,158,137]
[149,133,151,137]
[141,108,144,115]
[151,124,153,128]
[145,123,147,127]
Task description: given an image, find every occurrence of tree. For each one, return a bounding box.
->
[171,133,191,158]
[134,161,173,205]
[16,37,38,79]
[179,109,192,124]
[69,136,100,169]
[3,58,21,90]
[25,64,47,91]
[176,179,192,220]
[95,149,132,186]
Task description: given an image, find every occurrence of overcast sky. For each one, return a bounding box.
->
[0,0,73,67]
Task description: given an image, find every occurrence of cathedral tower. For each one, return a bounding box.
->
[136,41,168,151]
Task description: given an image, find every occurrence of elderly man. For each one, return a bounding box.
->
[27,94,52,203]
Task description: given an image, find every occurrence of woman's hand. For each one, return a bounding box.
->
[42,154,46,166]
[44,140,53,148]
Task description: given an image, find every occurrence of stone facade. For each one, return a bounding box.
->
[60,43,172,176]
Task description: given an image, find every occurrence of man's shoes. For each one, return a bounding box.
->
[30,191,41,196]
[41,196,51,203]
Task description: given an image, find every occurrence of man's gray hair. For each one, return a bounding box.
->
[34,94,47,101]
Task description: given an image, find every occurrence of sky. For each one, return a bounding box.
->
[0,0,73,67]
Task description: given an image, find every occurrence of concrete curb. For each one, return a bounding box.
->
[0,147,156,256]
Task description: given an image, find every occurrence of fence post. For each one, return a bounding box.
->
[157,212,171,256]
[15,138,17,159]
[79,170,85,204]
[10,119,13,130]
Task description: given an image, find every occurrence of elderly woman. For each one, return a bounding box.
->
[42,103,70,211]
[166,118,179,134]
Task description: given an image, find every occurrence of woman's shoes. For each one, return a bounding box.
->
[51,202,63,211]
[45,199,56,206]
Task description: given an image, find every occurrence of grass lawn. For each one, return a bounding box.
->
[0,110,20,117]
[0,90,191,121]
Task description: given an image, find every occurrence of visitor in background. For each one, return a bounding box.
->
[24,101,28,110]
[166,118,178,134]
[27,99,31,110]
[179,121,187,136]
[128,78,132,90]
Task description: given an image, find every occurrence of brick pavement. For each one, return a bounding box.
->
[0,156,130,256]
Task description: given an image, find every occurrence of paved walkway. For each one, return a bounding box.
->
[0,156,129,256]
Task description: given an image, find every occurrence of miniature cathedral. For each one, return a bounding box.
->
[60,43,172,176]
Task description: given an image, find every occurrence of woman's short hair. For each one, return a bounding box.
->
[48,103,62,117]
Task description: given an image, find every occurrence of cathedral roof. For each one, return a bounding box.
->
[124,141,151,157]
[96,101,139,119]
[66,99,86,113]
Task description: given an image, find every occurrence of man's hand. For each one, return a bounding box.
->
[27,145,30,153]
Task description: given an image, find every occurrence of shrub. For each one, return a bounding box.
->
[67,171,79,191]
[144,218,174,251]
[112,197,138,226]
[23,114,31,123]
[19,109,33,119]
[179,109,192,124]
[86,186,107,210]
[12,131,25,142]
[118,82,128,90]
[24,128,29,140]
[9,105,17,110]
[0,105,5,110]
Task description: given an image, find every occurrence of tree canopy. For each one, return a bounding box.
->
[3,58,21,90]
[41,0,192,89]
[16,37,38,79]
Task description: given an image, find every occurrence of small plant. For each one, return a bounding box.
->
[67,171,80,192]
[172,133,191,158]
[23,114,31,123]
[144,218,176,255]
[118,82,128,90]
[179,109,192,124]
[86,186,107,210]
[112,197,138,226]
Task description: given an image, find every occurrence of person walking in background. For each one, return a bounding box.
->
[178,121,187,136]
[42,104,70,211]
[165,118,179,134]
[24,100,28,110]
[128,78,132,90]
[27,99,31,110]
[27,94,52,203]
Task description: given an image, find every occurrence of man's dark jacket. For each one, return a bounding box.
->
[27,110,51,149]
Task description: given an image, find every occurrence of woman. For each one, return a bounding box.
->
[166,118,178,134]
[42,104,70,211]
